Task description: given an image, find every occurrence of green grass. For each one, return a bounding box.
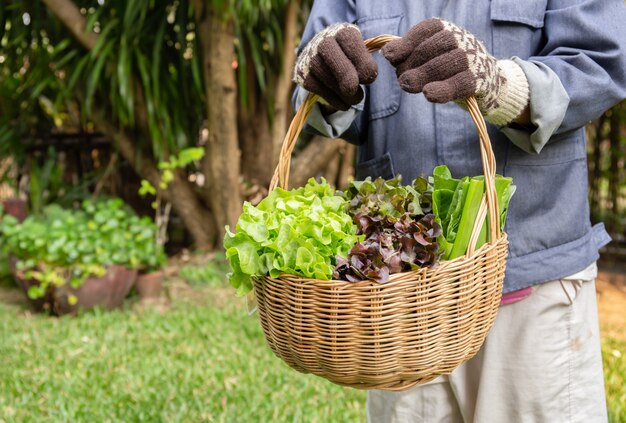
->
[603,337,626,423]
[0,286,625,422]
[0,292,366,422]
[177,253,230,288]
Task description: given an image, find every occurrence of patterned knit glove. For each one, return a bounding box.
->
[381,18,529,126]
[294,23,378,111]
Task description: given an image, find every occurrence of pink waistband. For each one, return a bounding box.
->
[500,287,534,305]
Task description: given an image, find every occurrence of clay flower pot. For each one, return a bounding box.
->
[135,270,164,300]
[2,198,27,222]
[14,265,137,316]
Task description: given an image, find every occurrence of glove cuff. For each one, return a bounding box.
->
[484,60,530,126]
[293,23,359,86]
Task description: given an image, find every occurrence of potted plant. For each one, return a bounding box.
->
[135,147,204,299]
[0,159,27,223]
[0,198,158,315]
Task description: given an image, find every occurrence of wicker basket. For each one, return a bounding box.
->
[253,35,508,391]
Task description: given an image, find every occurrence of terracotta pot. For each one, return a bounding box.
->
[135,270,164,299]
[14,265,137,315]
[2,198,27,222]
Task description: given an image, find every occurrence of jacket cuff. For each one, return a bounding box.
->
[294,86,362,139]
[500,58,570,154]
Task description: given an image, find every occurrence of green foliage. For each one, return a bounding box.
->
[0,1,306,159]
[142,147,206,195]
[224,178,360,296]
[138,179,157,197]
[0,198,164,298]
[232,0,285,111]
[225,169,515,288]
[0,2,72,150]
[0,250,13,288]
[139,146,205,252]
[1,145,96,216]
[28,147,70,214]
[342,175,430,219]
[79,0,204,156]
[0,1,205,159]
[173,146,205,168]
[0,205,11,288]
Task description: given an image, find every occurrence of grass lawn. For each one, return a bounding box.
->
[0,277,624,422]
[604,337,626,423]
[0,286,366,422]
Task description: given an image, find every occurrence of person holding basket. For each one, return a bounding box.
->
[292,1,626,422]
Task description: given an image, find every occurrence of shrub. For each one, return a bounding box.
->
[0,198,165,298]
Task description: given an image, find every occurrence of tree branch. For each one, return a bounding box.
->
[42,0,98,50]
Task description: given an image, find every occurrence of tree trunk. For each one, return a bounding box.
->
[322,155,340,186]
[238,44,274,186]
[194,2,242,245]
[239,100,274,186]
[272,0,300,164]
[290,137,345,188]
[337,143,356,189]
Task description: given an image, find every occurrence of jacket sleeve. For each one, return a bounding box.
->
[292,0,367,144]
[530,0,626,134]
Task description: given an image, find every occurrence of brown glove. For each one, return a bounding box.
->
[294,23,378,111]
[381,18,529,126]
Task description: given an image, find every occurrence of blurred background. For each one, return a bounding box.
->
[0,1,624,422]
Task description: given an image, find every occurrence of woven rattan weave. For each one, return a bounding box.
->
[254,35,508,391]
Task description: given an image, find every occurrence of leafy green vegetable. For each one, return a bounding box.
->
[447,178,485,259]
[224,178,360,296]
[431,165,515,259]
[333,175,441,283]
[225,167,514,291]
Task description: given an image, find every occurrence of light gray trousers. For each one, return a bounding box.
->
[367,264,607,423]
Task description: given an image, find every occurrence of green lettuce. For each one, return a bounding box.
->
[224,178,360,296]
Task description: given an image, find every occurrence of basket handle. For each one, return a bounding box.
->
[269,34,501,247]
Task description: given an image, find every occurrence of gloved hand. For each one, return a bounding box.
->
[381,18,529,126]
[294,23,378,111]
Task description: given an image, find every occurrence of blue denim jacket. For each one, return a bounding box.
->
[295,0,626,292]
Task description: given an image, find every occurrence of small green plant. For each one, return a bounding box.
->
[138,147,205,269]
[0,198,162,300]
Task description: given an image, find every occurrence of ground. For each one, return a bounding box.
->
[597,260,626,340]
